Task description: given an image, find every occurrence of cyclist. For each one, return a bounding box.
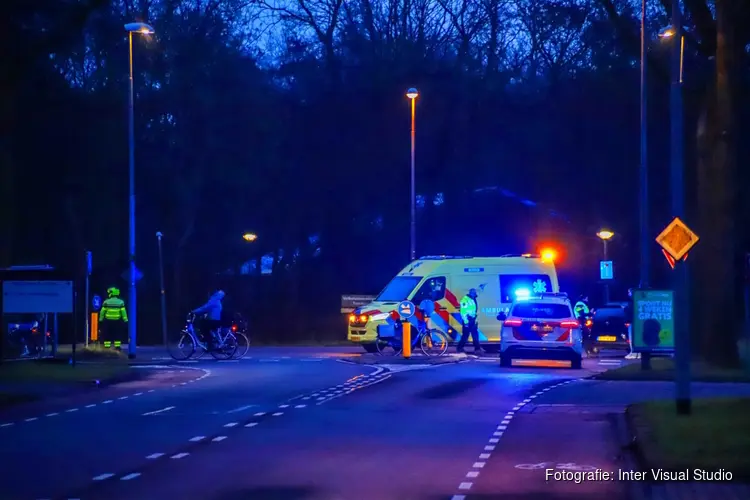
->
[192,290,225,349]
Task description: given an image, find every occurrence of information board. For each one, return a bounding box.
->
[2,280,74,313]
[632,289,674,352]
[340,294,376,313]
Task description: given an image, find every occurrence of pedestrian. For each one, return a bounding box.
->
[99,286,128,349]
[457,288,482,354]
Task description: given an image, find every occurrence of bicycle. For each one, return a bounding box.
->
[229,314,250,359]
[168,313,238,360]
[375,320,449,356]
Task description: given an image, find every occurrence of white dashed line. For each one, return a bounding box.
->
[212,436,227,442]
[118,396,128,400]
[134,392,143,396]
[85,404,96,408]
[295,404,306,409]
[46,412,59,417]
[1,422,14,427]
[279,405,289,408]
[272,412,283,416]
[103,400,113,404]
[189,436,205,442]
[65,408,79,413]
[451,379,576,497]
[253,412,266,417]
[25,417,38,422]
[121,473,140,481]
[171,453,189,459]
[224,422,238,427]
[142,406,175,416]
[245,422,258,428]
[93,473,115,481]
[146,453,164,459]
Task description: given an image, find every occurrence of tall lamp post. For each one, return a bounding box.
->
[124,22,155,359]
[406,88,418,262]
[660,0,690,415]
[639,0,650,289]
[596,230,614,303]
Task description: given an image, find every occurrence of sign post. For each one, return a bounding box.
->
[599,260,613,304]
[655,216,700,415]
[85,251,92,347]
[397,300,415,359]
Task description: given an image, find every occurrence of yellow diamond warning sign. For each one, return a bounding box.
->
[656,217,699,261]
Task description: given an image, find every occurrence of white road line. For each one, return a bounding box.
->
[451,496,467,500]
[171,453,189,459]
[118,396,128,400]
[46,412,59,417]
[224,422,238,428]
[65,408,79,413]
[93,473,115,481]
[134,392,143,396]
[316,374,392,405]
[85,404,96,408]
[1,422,14,427]
[142,406,175,416]
[25,417,37,422]
[146,453,164,459]
[121,473,140,481]
[148,389,155,393]
[458,482,472,490]
[279,404,289,408]
[103,400,113,404]
[212,436,227,442]
[245,422,258,428]
[253,412,266,417]
[479,453,490,459]
[272,412,283,416]
[227,405,255,413]
[189,436,205,442]
[466,471,479,478]
[294,404,306,409]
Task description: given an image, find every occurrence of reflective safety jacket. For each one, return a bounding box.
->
[574,301,590,317]
[460,295,478,324]
[100,297,128,322]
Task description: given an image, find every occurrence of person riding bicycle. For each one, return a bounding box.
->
[192,290,225,349]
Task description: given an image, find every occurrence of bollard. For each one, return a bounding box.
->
[402,321,411,358]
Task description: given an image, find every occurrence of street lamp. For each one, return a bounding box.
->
[659,25,685,84]
[242,232,258,242]
[406,87,418,261]
[124,21,155,359]
[639,0,649,289]
[596,230,614,303]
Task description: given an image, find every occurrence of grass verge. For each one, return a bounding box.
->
[629,398,750,480]
[597,357,750,382]
[0,359,130,384]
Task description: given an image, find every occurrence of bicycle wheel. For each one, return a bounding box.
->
[420,329,448,356]
[232,332,250,359]
[375,337,401,356]
[168,331,197,360]
[210,332,238,360]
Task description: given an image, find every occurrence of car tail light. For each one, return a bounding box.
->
[585,319,592,327]
[625,322,631,327]
[231,324,237,331]
[560,320,579,328]
[503,318,523,327]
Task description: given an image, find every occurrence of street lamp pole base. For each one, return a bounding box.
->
[127,353,136,360]
[676,398,691,415]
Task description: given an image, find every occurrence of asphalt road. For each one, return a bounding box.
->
[0,350,644,500]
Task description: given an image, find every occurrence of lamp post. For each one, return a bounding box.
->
[660,2,690,415]
[124,22,155,359]
[406,88,418,262]
[639,0,649,289]
[242,232,258,242]
[596,230,614,303]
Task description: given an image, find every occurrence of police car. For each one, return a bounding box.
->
[497,292,583,369]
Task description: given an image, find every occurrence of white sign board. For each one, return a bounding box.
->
[600,261,614,280]
[2,281,74,313]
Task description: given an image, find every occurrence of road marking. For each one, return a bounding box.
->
[46,412,59,417]
[66,408,79,413]
[1,422,14,427]
[279,404,289,408]
[189,436,205,442]
[458,482,472,490]
[146,453,164,459]
[479,453,490,459]
[103,400,113,404]
[272,412,283,416]
[85,404,96,408]
[245,422,258,427]
[466,471,479,478]
[118,396,128,400]
[142,406,175,416]
[93,473,115,481]
[212,436,227,442]
[295,404,306,409]
[121,473,140,481]
[253,412,266,417]
[25,417,38,422]
[134,392,143,396]
[451,496,466,500]
[473,462,485,468]
[227,405,255,413]
[224,422,238,427]
[171,453,189,459]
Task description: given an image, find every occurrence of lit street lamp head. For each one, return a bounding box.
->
[406,88,419,99]
[658,25,677,38]
[596,229,614,240]
[242,232,258,242]
[125,22,155,35]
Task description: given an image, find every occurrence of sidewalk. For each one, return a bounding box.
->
[526,379,750,500]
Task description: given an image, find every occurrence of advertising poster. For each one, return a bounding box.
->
[632,289,675,352]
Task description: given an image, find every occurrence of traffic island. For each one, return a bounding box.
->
[628,398,750,482]
[0,358,135,410]
[347,353,465,365]
[594,357,750,383]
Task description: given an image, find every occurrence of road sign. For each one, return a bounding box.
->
[92,294,102,310]
[656,217,699,261]
[340,294,376,313]
[631,289,674,353]
[397,300,415,319]
[2,281,74,313]
[121,267,144,282]
[599,261,613,280]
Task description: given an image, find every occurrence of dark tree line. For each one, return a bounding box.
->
[1,0,748,362]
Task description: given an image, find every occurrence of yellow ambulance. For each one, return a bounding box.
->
[347,255,560,352]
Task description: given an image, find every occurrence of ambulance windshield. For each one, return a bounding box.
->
[376,276,422,302]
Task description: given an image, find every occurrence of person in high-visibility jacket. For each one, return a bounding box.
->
[457,288,482,354]
[99,286,128,349]
[574,295,590,320]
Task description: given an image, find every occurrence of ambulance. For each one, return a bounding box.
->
[347,255,560,352]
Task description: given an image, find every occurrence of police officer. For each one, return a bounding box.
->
[99,286,128,349]
[574,295,590,321]
[457,288,482,354]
